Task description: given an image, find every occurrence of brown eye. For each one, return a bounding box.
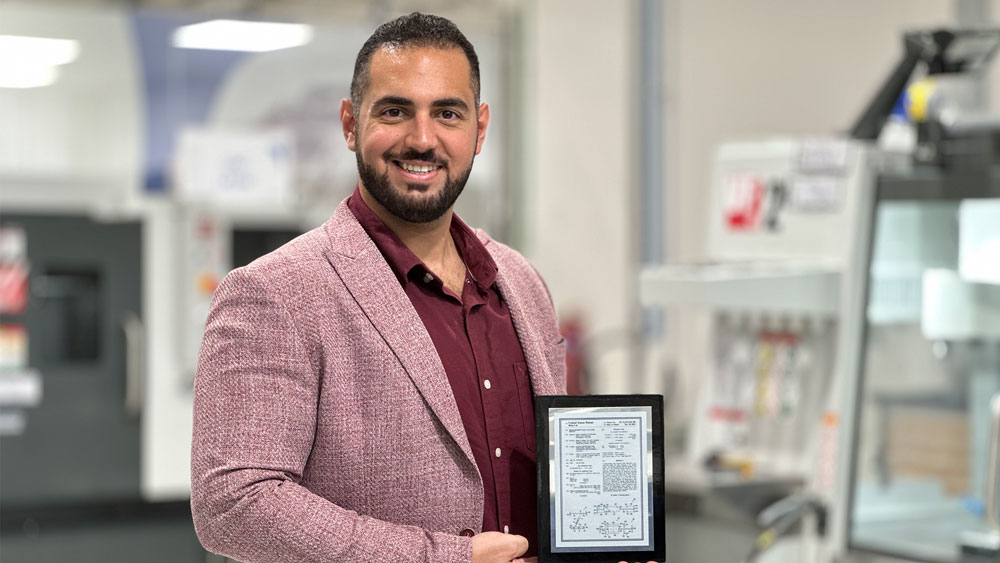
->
[440,110,457,120]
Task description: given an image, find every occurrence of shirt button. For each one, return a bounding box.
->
[495,448,501,458]
[423,272,433,283]
[504,525,509,534]
[484,379,491,390]
[460,528,475,537]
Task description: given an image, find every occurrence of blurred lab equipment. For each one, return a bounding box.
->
[642,135,862,563]
[845,176,1000,563]
[844,27,1000,563]
[741,494,828,563]
[642,27,1000,563]
[0,4,208,561]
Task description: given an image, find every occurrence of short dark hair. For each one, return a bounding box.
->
[350,12,480,111]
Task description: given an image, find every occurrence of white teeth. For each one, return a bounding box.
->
[399,162,437,173]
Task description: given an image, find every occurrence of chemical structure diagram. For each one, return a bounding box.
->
[565,501,641,538]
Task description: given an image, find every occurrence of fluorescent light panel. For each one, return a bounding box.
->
[0,62,58,89]
[0,35,78,88]
[173,19,313,52]
[0,35,79,66]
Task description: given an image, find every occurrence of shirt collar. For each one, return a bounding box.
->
[346,186,498,288]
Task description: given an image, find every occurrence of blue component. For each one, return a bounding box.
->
[890,90,908,119]
[962,495,986,517]
[131,12,250,192]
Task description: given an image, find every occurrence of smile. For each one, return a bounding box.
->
[393,160,443,181]
[397,162,439,173]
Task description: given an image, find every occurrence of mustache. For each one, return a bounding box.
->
[385,149,446,167]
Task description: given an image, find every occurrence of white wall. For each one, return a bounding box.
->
[522,0,637,393]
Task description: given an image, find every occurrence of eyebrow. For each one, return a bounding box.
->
[431,98,469,111]
[371,96,413,108]
[370,96,470,112]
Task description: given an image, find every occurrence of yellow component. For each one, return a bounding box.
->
[754,339,774,416]
[905,78,936,123]
[714,453,756,480]
[756,528,777,549]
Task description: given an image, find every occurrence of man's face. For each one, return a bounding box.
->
[340,45,489,223]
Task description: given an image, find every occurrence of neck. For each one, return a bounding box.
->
[358,186,459,271]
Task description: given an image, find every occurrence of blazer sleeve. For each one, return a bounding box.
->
[190,267,471,563]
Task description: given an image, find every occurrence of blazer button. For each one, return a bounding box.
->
[460,528,475,537]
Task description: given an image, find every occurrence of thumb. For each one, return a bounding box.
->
[471,531,530,561]
[504,534,529,558]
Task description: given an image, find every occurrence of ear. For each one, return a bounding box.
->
[475,102,490,155]
[340,98,357,152]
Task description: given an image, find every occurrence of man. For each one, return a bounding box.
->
[190,13,566,563]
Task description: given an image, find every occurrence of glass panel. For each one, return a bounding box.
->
[850,199,1000,562]
[32,269,101,363]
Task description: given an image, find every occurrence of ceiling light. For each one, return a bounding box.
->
[0,35,79,66]
[0,62,59,89]
[172,19,313,52]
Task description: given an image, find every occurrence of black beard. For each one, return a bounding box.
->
[357,149,472,223]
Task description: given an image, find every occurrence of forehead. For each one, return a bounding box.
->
[364,45,474,104]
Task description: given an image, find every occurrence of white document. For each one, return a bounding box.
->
[550,407,652,551]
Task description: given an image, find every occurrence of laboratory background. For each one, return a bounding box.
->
[2,0,999,562]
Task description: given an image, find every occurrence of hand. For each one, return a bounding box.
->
[471,531,528,563]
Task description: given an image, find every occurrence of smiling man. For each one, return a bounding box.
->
[348,45,482,226]
[190,13,567,563]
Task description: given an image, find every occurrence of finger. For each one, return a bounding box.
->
[507,534,529,557]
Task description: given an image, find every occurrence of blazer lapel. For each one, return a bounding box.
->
[322,203,476,470]
[493,264,560,397]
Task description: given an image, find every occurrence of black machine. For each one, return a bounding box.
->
[850,28,1000,169]
[0,214,204,562]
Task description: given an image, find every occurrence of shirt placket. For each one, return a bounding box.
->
[464,278,510,534]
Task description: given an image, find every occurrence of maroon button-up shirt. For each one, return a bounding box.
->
[348,189,538,555]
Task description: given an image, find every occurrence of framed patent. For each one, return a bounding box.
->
[535,395,665,563]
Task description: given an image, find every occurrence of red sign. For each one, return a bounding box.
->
[0,263,28,315]
[723,173,766,230]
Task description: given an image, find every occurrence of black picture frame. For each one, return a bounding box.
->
[535,394,665,563]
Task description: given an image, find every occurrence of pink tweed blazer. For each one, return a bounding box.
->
[190,200,567,563]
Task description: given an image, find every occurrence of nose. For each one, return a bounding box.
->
[404,113,438,153]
